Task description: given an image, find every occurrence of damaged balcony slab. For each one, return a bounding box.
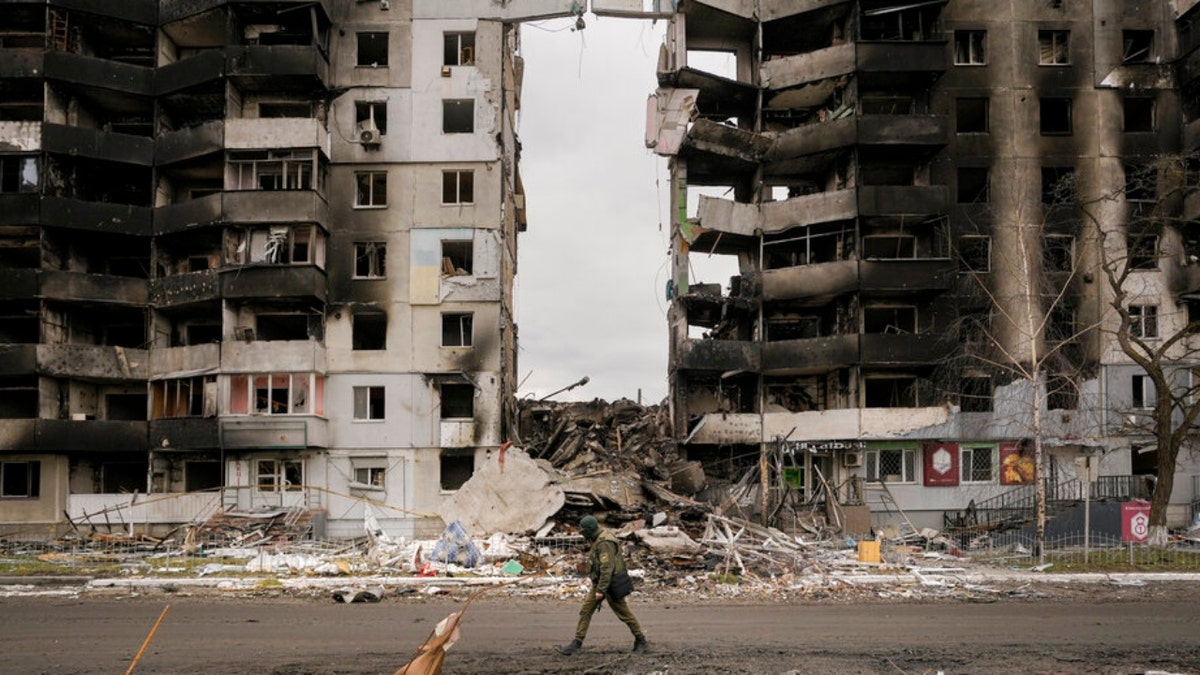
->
[762,260,857,303]
[859,259,954,294]
[682,118,772,164]
[760,42,855,91]
[677,338,761,372]
[762,190,857,232]
[34,345,149,381]
[859,332,948,366]
[762,334,858,374]
[655,70,756,123]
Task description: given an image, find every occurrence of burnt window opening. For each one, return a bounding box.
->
[1046,374,1078,410]
[259,102,313,118]
[861,165,915,186]
[859,2,942,41]
[102,461,149,494]
[0,375,38,418]
[1127,233,1158,270]
[766,315,822,341]
[353,386,385,420]
[864,306,917,334]
[953,30,986,65]
[864,377,918,408]
[355,171,387,207]
[764,223,851,267]
[1044,234,1075,272]
[443,100,474,134]
[440,383,475,419]
[185,461,222,492]
[1,461,40,498]
[1040,98,1072,135]
[440,450,474,491]
[958,236,991,273]
[352,312,387,351]
[442,240,473,276]
[1129,304,1159,339]
[184,323,222,346]
[766,380,823,412]
[444,32,476,66]
[1045,304,1076,344]
[106,393,147,421]
[1132,374,1155,409]
[355,101,388,135]
[1122,30,1154,64]
[442,313,473,347]
[957,167,990,203]
[1125,164,1157,202]
[955,98,989,133]
[152,376,217,419]
[1123,97,1155,132]
[255,314,310,341]
[959,311,991,347]
[0,156,38,193]
[960,376,993,412]
[353,242,386,278]
[256,459,302,492]
[862,235,916,259]
[357,31,389,67]
[861,96,915,115]
[1042,167,1076,203]
[1038,30,1070,65]
[442,170,474,204]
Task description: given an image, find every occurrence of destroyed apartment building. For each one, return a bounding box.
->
[648,0,1200,534]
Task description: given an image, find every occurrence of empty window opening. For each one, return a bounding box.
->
[185,461,222,492]
[444,32,475,66]
[152,375,217,419]
[1123,97,1155,132]
[257,459,302,492]
[1,461,40,498]
[1125,164,1157,202]
[443,100,474,134]
[958,236,991,273]
[442,313,473,347]
[357,31,389,67]
[1038,30,1070,65]
[955,98,989,133]
[255,314,309,341]
[957,167,990,203]
[1040,98,1072,134]
[186,324,221,346]
[102,461,148,494]
[960,376,993,412]
[1041,166,1076,203]
[866,447,915,482]
[763,223,851,268]
[106,393,147,421]
[1045,305,1076,344]
[765,379,824,412]
[861,165,915,186]
[766,315,822,341]
[1132,374,1155,408]
[442,170,474,204]
[0,375,38,418]
[442,240,473,276]
[353,386,385,420]
[355,172,387,207]
[861,96,915,115]
[1129,304,1159,339]
[961,445,995,482]
[1046,374,1078,410]
[0,156,38,193]
[248,225,319,265]
[864,306,917,334]
[440,450,474,491]
[355,101,388,135]
[862,235,916,259]
[354,242,387,278]
[1127,233,1158,270]
[954,30,986,64]
[1122,30,1153,63]
[352,312,387,350]
[1044,234,1075,272]
[440,383,475,419]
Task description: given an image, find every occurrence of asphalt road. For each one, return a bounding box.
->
[2,593,1199,674]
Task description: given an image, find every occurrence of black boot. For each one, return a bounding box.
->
[632,635,649,653]
[556,639,583,655]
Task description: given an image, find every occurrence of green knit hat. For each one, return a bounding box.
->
[579,515,600,539]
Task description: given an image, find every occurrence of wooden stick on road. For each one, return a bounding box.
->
[125,604,171,675]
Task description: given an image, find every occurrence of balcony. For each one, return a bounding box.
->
[66,491,222,526]
[226,118,330,156]
[56,0,158,25]
[38,420,148,452]
[675,338,761,372]
[762,334,858,374]
[150,343,220,379]
[149,418,221,451]
[856,40,947,86]
[0,268,39,300]
[860,333,946,365]
[857,185,947,219]
[859,259,953,295]
[219,264,326,301]
[40,197,152,236]
[221,190,329,225]
[220,340,326,374]
[762,190,857,233]
[156,49,226,95]
[42,123,153,165]
[760,42,856,91]
[35,344,149,381]
[0,419,36,452]
[160,0,332,24]
[220,416,328,449]
[155,119,225,165]
[38,270,149,305]
[226,45,329,92]
[857,114,948,147]
[43,51,154,97]
[0,47,43,78]
[0,193,39,224]
[762,260,858,304]
[150,270,221,307]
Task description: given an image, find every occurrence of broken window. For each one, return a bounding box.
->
[866,447,915,482]
[440,383,474,418]
[765,379,823,412]
[355,171,387,207]
[1041,166,1075,203]
[0,461,40,498]
[1123,97,1155,132]
[229,150,314,191]
[257,459,302,492]
[353,385,385,420]
[1045,304,1076,344]
[354,242,386,278]
[862,235,916,259]
[355,101,388,135]
[442,240,473,275]
[442,313,473,347]
[248,225,321,265]
[353,466,386,490]
[1131,374,1155,409]
[864,306,917,334]
[442,100,474,134]
[1126,233,1158,270]
[352,312,387,350]
[1046,373,1078,410]
[101,462,148,494]
[442,170,474,204]
[439,450,474,491]
[961,445,995,482]
[864,377,917,407]
[228,374,321,415]
[1122,30,1153,64]
[958,235,991,273]
[1038,30,1070,65]
[1129,304,1159,339]
[0,156,38,193]
[357,31,389,67]
[954,30,986,65]
[151,376,217,419]
[1040,98,1072,135]
[444,32,475,66]
[955,98,989,133]
[185,461,222,492]
[960,376,993,412]
[859,2,943,41]
[255,314,309,341]
[1125,163,1157,202]
[1044,234,1075,272]
[957,167,989,203]
[766,315,821,341]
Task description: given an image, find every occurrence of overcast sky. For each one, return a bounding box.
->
[513,15,674,404]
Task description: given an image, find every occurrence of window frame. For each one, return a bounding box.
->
[0,460,40,499]
[1038,30,1070,65]
[1129,304,1159,339]
[1126,233,1159,270]
[441,170,475,205]
[255,459,303,493]
[442,99,475,134]
[441,313,474,347]
[957,166,990,204]
[443,32,476,67]
[953,30,987,65]
[356,31,389,67]
[354,171,388,208]
[353,241,387,279]
[353,385,386,421]
[865,448,916,483]
[1131,374,1156,409]
[960,445,997,483]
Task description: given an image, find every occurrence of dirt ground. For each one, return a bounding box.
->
[2,581,1199,674]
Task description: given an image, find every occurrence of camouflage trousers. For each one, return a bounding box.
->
[574,591,643,642]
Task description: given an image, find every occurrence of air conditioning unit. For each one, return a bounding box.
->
[359,122,381,146]
[842,451,863,468]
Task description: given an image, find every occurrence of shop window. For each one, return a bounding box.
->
[442,170,474,204]
[959,236,991,273]
[953,30,986,65]
[442,313,473,347]
[440,383,474,419]
[1040,98,1072,135]
[961,446,995,482]
[355,171,387,207]
[1038,30,1069,65]
[357,31,388,67]
[0,461,39,498]
[957,167,989,203]
[442,100,474,133]
[354,242,386,278]
[444,32,475,66]
[866,448,915,482]
[353,386,385,420]
[353,312,387,350]
[257,459,302,492]
[440,450,474,491]
[955,98,989,133]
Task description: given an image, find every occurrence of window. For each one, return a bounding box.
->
[355,171,387,207]
[1038,30,1070,65]
[1041,166,1075,203]
[859,3,942,41]
[957,167,989,203]
[1040,98,1072,134]
[442,170,474,204]
[151,375,217,419]
[353,386,385,420]
[440,383,475,419]
[864,377,917,408]
[230,150,315,191]
[0,156,38,193]
[442,240,473,275]
[355,101,387,135]
[1044,234,1075,272]
[357,32,389,67]
[440,450,474,491]
[229,374,320,415]
[352,312,387,350]
[1125,163,1157,202]
[353,466,386,489]
[442,99,474,134]
[960,376,993,412]
[1132,374,1155,409]
[185,461,222,492]
[1046,305,1076,343]
[954,30,986,65]
[256,459,302,492]
[442,313,473,347]
[1122,30,1153,63]
[1046,373,1078,410]
[444,32,476,66]
[866,448,915,483]
[864,306,917,334]
[243,225,322,265]
[1130,304,1159,339]
[956,98,989,133]
[961,445,996,482]
[1123,97,1155,132]
[0,461,40,498]
[959,236,991,273]
[1127,233,1158,270]
[862,236,915,259]
[354,242,386,278]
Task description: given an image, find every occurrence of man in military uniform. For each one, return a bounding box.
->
[556,515,648,655]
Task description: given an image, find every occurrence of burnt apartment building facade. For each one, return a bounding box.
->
[0,0,590,539]
[650,0,1200,529]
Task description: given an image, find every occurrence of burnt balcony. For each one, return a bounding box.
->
[760,42,856,91]
[857,40,947,86]
[155,119,225,165]
[657,69,757,123]
[54,0,158,25]
[41,197,152,236]
[0,47,43,78]
[860,332,947,365]
[155,191,329,235]
[42,123,153,165]
[150,270,221,307]
[43,51,154,97]
[220,340,325,374]
[857,114,949,147]
[762,260,858,304]
[0,345,36,373]
[0,193,40,224]
[156,49,226,96]
[219,264,326,301]
[38,270,149,305]
[38,419,148,452]
[149,418,221,450]
[160,0,333,24]
[762,190,857,233]
[0,268,39,300]
[0,419,36,451]
[763,334,858,375]
[226,45,329,92]
[34,344,149,381]
[857,185,947,219]
[149,343,219,380]
[679,119,773,183]
[859,259,953,295]
[219,416,328,449]
[675,338,760,372]
[154,193,224,235]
